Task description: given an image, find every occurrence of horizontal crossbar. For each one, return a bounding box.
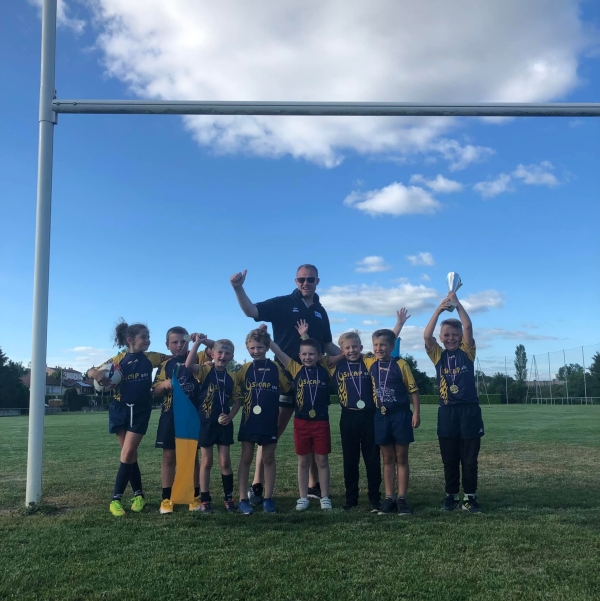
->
[52,100,600,117]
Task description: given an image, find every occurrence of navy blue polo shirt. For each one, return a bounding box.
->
[255,289,333,359]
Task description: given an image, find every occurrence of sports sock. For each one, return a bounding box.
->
[464,493,476,500]
[162,487,172,500]
[194,487,200,498]
[200,492,211,503]
[129,461,143,497]
[222,473,234,500]
[252,482,264,497]
[112,462,133,500]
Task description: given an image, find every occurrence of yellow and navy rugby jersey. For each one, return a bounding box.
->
[286,358,331,421]
[427,340,479,405]
[363,357,418,410]
[330,359,376,410]
[153,353,200,413]
[197,350,212,366]
[195,366,240,422]
[236,360,291,435]
[100,351,168,404]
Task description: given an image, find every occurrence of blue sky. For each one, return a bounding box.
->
[1,0,599,377]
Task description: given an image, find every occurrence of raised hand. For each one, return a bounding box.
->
[230,270,247,289]
[258,323,268,332]
[396,308,411,327]
[189,332,207,344]
[296,319,309,337]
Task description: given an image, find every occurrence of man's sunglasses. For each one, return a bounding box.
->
[296,277,316,284]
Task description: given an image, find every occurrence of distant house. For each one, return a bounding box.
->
[21,373,63,396]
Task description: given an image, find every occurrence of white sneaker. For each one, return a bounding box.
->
[320,496,332,510]
[296,498,310,511]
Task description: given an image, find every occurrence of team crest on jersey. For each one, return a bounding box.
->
[292,307,300,313]
[314,311,322,319]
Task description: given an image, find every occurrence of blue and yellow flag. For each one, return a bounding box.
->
[171,365,201,504]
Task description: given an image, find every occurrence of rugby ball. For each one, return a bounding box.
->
[93,363,123,393]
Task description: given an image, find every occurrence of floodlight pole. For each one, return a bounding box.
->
[26,0,57,506]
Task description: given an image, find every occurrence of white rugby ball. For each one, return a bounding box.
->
[93,363,123,393]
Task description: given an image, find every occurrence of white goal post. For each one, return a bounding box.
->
[26,0,600,505]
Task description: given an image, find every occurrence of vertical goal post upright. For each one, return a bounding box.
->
[26,0,600,505]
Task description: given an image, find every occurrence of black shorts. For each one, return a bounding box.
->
[155,411,175,449]
[374,409,414,446]
[109,401,152,435]
[238,430,278,446]
[437,403,484,439]
[199,420,234,448]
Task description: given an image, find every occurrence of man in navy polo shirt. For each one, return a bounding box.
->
[230,264,341,502]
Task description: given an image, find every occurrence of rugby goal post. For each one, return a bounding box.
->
[26,0,600,505]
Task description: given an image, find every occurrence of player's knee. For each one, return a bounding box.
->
[314,454,329,469]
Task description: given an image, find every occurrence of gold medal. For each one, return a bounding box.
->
[309,409,316,418]
[356,400,366,409]
[380,406,387,415]
[253,405,262,415]
[450,384,459,394]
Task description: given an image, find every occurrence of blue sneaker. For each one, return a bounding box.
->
[238,499,254,515]
[263,498,276,513]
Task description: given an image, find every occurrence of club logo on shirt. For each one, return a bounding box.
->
[314,311,322,319]
[292,307,300,313]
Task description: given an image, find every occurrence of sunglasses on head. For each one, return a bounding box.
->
[297,277,316,284]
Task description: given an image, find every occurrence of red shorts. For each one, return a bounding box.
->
[293,418,331,456]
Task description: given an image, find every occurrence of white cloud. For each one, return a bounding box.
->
[410,174,464,193]
[329,317,347,324]
[87,0,588,166]
[30,0,85,33]
[355,256,391,273]
[320,282,440,315]
[344,183,441,217]
[407,252,435,266]
[362,320,380,326]
[333,325,426,353]
[48,347,112,373]
[431,140,495,171]
[478,328,558,341]
[460,290,505,314]
[473,173,513,198]
[512,161,559,186]
[421,274,431,281]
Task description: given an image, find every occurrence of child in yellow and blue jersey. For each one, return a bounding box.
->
[360,315,420,516]
[424,291,484,514]
[87,320,169,517]
[269,328,333,511]
[185,335,240,513]
[152,327,215,514]
[235,328,292,514]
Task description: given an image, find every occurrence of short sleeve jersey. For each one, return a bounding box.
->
[236,360,292,436]
[363,357,418,410]
[153,353,200,413]
[286,358,331,421]
[195,366,239,422]
[255,289,333,359]
[330,359,376,410]
[99,351,168,405]
[427,340,479,405]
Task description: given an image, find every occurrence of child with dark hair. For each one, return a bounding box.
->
[87,320,169,517]
[424,291,484,514]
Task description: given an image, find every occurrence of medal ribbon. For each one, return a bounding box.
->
[346,361,362,404]
[214,368,227,413]
[377,361,392,407]
[252,359,269,409]
[446,354,457,391]
[304,366,319,414]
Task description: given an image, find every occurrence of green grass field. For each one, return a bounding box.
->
[1,405,599,601]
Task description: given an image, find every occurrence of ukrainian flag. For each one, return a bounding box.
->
[171,364,201,504]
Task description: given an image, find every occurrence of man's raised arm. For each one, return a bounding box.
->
[230,269,259,319]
